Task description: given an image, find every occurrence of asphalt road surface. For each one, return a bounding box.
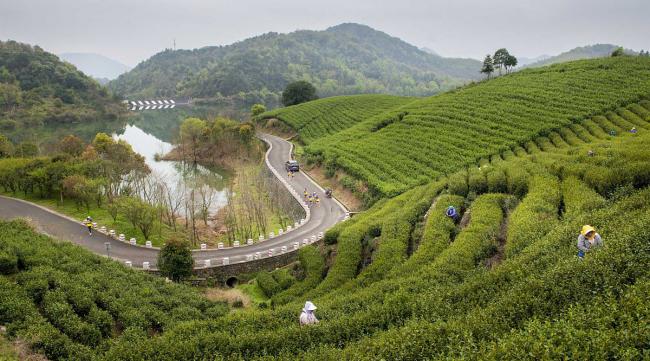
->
[0,133,348,269]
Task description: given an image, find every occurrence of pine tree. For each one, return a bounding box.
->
[481,55,495,79]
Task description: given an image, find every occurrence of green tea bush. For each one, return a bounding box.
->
[468,167,488,194]
[257,271,282,297]
[447,170,468,196]
[561,176,606,219]
[271,269,295,290]
[505,174,561,258]
[0,250,18,275]
[486,167,507,193]
[271,247,325,306]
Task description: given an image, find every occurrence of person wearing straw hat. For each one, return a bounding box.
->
[577,225,602,258]
[299,301,319,325]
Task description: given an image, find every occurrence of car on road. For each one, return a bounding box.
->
[285,160,299,172]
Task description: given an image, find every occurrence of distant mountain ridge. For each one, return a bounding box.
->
[109,23,482,105]
[525,44,632,68]
[59,52,131,80]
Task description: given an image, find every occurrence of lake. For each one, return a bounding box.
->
[114,123,231,214]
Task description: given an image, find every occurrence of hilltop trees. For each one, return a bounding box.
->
[493,48,518,74]
[481,55,495,79]
[282,81,318,107]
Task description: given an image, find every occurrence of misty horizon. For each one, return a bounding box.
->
[1,0,648,67]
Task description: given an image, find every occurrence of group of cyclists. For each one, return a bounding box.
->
[303,188,321,207]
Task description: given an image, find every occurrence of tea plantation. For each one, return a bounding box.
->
[264,57,650,197]
[260,94,416,143]
[1,59,650,359]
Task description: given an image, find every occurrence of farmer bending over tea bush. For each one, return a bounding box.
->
[300,301,319,325]
[577,225,603,258]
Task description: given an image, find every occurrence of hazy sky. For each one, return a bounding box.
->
[1,0,648,66]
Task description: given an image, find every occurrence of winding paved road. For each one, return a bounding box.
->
[0,133,348,269]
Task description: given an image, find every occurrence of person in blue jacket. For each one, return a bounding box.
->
[446,206,459,222]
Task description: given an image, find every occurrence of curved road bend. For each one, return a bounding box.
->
[0,133,348,268]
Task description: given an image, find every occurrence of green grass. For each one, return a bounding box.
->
[0,191,174,247]
[237,281,269,305]
[268,57,650,197]
[0,334,19,361]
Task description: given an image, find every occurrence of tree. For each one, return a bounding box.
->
[0,134,13,158]
[504,55,518,73]
[481,55,495,79]
[493,48,510,75]
[180,117,206,163]
[157,238,194,282]
[611,47,625,57]
[251,103,266,117]
[15,142,38,158]
[59,135,85,157]
[120,197,157,240]
[281,81,318,107]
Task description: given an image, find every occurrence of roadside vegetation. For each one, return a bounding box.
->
[169,116,304,244]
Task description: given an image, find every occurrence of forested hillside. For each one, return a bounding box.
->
[0,41,125,131]
[108,23,481,104]
[264,57,650,199]
[2,99,649,360]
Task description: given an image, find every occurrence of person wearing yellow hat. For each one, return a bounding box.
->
[577,225,602,258]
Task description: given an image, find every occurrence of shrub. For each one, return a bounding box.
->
[561,176,606,219]
[505,175,561,258]
[468,167,488,194]
[447,170,468,197]
[157,238,194,282]
[257,271,282,298]
[271,268,295,290]
[0,250,18,275]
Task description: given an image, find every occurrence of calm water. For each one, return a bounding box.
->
[114,124,230,214]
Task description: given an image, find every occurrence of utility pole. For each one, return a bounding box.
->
[173,38,176,50]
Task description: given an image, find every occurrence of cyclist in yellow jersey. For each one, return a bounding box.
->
[84,216,93,236]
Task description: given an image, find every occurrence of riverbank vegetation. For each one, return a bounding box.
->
[166,116,303,245]
[0,133,178,246]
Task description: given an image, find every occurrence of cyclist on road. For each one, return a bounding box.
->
[315,195,321,207]
[84,216,94,236]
